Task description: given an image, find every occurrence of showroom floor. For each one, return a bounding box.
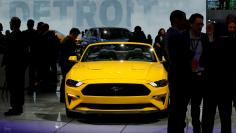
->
[0,88,235,133]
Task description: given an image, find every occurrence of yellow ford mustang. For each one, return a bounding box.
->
[65,42,169,117]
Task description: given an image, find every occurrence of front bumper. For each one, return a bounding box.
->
[65,82,169,113]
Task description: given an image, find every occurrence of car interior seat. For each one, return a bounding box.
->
[97,49,117,60]
[126,48,144,60]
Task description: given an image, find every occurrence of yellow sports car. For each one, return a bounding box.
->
[65,42,169,117]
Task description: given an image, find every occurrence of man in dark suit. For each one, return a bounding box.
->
[165,10,192,133]
[202,16,236,133]
[183,13,209,133]
[3,17,28,116]
[22,19,38,94]
[59,28,80,103]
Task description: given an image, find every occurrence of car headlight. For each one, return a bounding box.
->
[66,79,83,87]
[149,79,168,87]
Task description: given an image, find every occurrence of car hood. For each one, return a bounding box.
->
[67,61,166,82]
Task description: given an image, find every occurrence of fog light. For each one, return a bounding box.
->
[153,94,166,104]
[67,93,80,100]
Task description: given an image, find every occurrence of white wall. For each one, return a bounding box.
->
[0,0,206,37]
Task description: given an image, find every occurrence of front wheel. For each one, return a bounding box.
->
[65,107,76,118]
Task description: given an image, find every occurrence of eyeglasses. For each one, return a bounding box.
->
[195,23,204,26]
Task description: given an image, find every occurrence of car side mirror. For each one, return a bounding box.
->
[159,56,167,62]
[159,57,168,71]
[68,56,78,63]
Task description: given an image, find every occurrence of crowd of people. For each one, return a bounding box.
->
[0,17,62,115]
[0,10,236,133]
[165,10,236,133]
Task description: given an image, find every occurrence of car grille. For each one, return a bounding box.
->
[82,84,150,96]
[78,103,155,110]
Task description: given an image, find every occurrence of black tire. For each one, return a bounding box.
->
[65,107,76,118]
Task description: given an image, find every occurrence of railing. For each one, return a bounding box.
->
[208,0,236,10]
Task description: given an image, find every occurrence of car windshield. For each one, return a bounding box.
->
[81,44,157,62]
[100,28,130,40]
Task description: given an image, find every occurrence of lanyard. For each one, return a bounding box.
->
[190,39,200,51]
